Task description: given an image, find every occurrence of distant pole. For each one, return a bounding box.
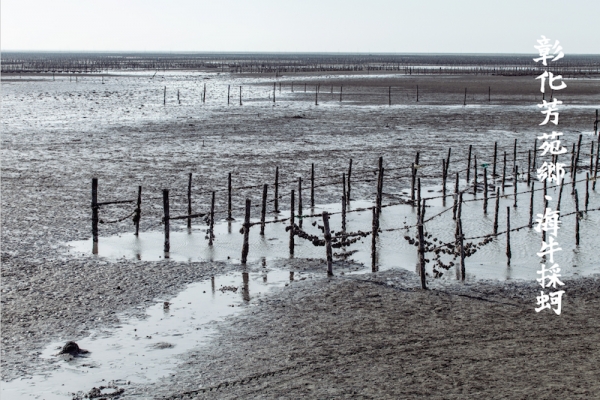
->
[323,212,333,276]
[239,86,242,105]
[416,85,419,102]
[163,86,166,106]
[241,199,251,264]
[388,86,391,106]
[227,85,230,105]
[187,173,192,229]
[464,88,467,106]
[488,86,491,102]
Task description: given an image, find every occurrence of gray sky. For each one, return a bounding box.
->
[1,0,598,53]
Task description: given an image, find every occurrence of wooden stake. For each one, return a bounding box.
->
[208,191,215,245]
[529,182,535,228]
[91,178,99,245]
[411,152,419,205]
[260,184,267,235]
[163,86,166,106]
[457,193,465,281]
[464,88,467,106]
[418,199,427,289]
[483,168,488,214]
[310,163,315,208]
[513,166,518,207]
[340,85,343,102]
[442,159,447,200]
[187,173,193,228]
[241,199,251,264]
[323,211,333,276]
[488,86,491,102]
[473,154,478,196]
[371,207,378,271]
[492,142,498,177]
[342,174,347,234]
[289,190,295,255]
[135,185,142,236]
[594,140,599,191]
[513,138,517,174]
[274,167,279,213]
[315,85,318,105]
[239,86,242,105]
[527,150,532,186]
[227,172,233,221]
[446,148,452,177]
[298,177,303,228]
[506,207,511,265]
[468,149,476,184]
[585,173,590,212]
[227,85,230,105]
[574,188,580,246]
[532,139,538,171]
[416,85,419,102]
[502,151,507,193]
[163,189,170,253]
[347,158,352,205]
[453,172,459,220]
[557,179,564,212]
[493,188,500,235]
[273,82,276,103]
[388,86,391,106]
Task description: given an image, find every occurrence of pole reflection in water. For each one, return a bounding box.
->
[242,272,250,302]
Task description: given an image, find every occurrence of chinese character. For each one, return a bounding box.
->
[537,161,566,184]
[537,263,565,289]
[537,132,567,155]
[534,36,565,66]
[537,236,562,263]
[538,99,563,125]
[536,71,567,93]
[535,290,565,315]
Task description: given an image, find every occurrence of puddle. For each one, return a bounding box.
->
[1,269,297,399]
[69,175,600,281]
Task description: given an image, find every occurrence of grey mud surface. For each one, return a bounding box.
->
[2,71,600,398]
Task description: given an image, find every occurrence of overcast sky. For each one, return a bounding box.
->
[1,0,598,53]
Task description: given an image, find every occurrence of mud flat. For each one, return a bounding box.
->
[2,69,600,398]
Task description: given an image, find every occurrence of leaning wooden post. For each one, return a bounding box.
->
[529,182,535,227]
[418,199,427,289]
[502,151,507,193]
[453,172,459,220]
[241,199,251,264]
[492,142,498,177]
[555,177,564,212]
[209,191,215,246]
[289,190,295,256]
[298,177,303,228]
[227,172,233,221]
[506,207,511,265]
[163,189,170,253]
[417,178,422,218]
[274,167,279,213]
[260,184,267,235]
[442,159,447,200]
[411,152,419,205]
[473,155,478,196]
[347,158,352,205]
[310,163,315,208]
[513,166,518,208]
[585,173,590,212]
[493,188,500,236]
[446,147,452,177]
[574,133,583,177]
[593,144,599,191]
[483,168,488,214]
[163,86,166,106]
[590,141,595,175]
[466,145,472,182]
[574,189,580,246]
[187,173,193,229]
[134,185,142,236]
[322,211,333,276]
[513,138,517,175]
[527,150,532,186]
[456,193,465,281]
[342,174,347,233]
[377,167,385,213]
[532,138,538,172]
[371,207,378,272]
[91,178,99,248]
